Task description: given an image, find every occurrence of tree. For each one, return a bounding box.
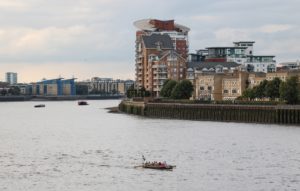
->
[280,76,299,104]
[8,87,21,95]
[265,77,281,100]
[1,89,7,96]
[254,79,268,99]
[126,86,150,98]
[170,80,194,99]
[126,85,136,98]
[160,79,177,98]
[241,88,256,100]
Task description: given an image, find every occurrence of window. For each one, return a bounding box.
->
[208,86,212,91]
[200,86,204,90]
[232,89,237,94]
[224,90,228,93]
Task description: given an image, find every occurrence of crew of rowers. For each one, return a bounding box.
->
[144,161,168,167]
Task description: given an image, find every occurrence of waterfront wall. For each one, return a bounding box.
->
[119,101,145,115]
[0,96,32,102]
[119,101,300,125]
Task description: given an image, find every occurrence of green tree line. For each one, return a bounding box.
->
[126,86,151,98]
[240,76,300,104]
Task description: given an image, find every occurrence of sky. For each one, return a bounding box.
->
[0,0,299,83]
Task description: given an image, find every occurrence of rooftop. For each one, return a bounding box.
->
[189,62,241,70]
[233,41,255,44]
[134,19,190,33]
[142,34,173,49]
[206,47,248,49]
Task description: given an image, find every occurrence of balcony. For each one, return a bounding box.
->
[154,75,168,80]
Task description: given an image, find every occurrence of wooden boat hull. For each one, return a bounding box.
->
[78,101,88,105]
[34,104,45,108]
[142,164,175,170]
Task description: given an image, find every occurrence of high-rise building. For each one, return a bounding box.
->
[133,19,190,96]
[5,72,18,85]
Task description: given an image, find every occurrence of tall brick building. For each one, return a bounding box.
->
[133,19,190,96]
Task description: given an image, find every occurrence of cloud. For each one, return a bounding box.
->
[259,24,294,33]
[214,28,252,43]
[0,1,27,11]
[0,26,91,56]
[190,15,219,22]
[0,24,131,62]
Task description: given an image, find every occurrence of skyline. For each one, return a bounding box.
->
[0,0,299,83]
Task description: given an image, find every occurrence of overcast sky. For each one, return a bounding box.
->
[0,0,299,82]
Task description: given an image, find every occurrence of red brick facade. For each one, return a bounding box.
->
[149,20,175,31]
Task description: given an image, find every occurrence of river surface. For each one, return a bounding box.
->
[0,100,300,191]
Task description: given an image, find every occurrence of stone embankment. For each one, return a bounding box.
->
[119,100,300,125]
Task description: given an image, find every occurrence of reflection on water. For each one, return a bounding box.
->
[0,100,300,190]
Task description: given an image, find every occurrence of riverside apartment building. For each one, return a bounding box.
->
[134,19,190,96]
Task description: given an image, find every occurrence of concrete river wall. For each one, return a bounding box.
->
[119,101,300,125]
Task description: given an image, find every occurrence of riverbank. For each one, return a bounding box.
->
[119,100,300,125]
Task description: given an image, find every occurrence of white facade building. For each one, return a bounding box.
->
[246,55,276,73]
[205,41,276,73]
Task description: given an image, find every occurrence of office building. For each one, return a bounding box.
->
[31,78,76,96]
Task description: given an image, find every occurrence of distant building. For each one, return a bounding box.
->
[206,46,249,63]
[188,49,207,62]
[247,72,266,89]
[193,41,276,73]
[187,61,243,83]
[88,77,134,95]
[194,67,300,101]
[266,70,300,82]
[0,81,9,88]
[9,84,31,95]
[193,62,246,101]
[31,78,76,96]
[134,19,190,96]
[5,72,17,85]
[222,71,249,100]
[277,60,300,70]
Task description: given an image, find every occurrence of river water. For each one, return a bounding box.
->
[0,100,300,191]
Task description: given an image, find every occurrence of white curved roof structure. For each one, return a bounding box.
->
[134,19,156,31]
[133,19,190,33]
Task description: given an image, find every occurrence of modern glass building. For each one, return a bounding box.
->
[31,78,76,96]
[5,72,17,85]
